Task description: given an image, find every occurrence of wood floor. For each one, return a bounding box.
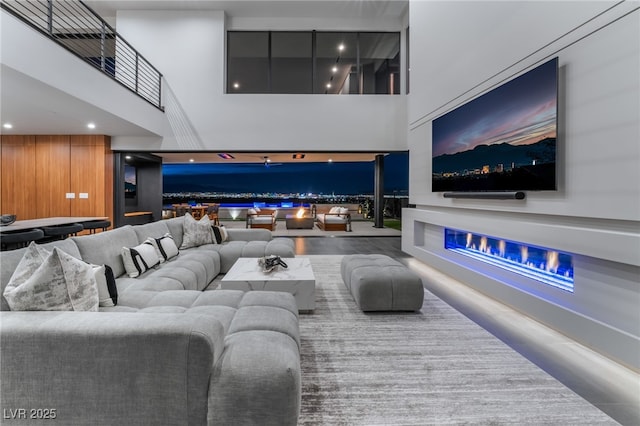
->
[291,236,638,425]
[291,235,408,258]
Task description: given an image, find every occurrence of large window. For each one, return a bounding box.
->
[227,31,400,94]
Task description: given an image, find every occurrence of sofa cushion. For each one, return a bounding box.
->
[132,220,172,243]
[4,245,98,311]
[163,216,185,248]
[122,241,160,278]
[181,213,214,249]
[72,226,140,278]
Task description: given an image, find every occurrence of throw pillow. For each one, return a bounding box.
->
[180,213,214,249]
[122,241,160,278]
[4,242,50,288]
[91,264,118,307]
[3,246,99,311]
[247,208,258,215]
[146,233,179,262]
[211,225,228,244]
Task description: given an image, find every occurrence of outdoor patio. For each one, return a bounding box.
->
[219,219,401,237]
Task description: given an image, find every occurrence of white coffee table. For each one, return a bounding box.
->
[221,257,316,312]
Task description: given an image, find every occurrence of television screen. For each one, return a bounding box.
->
[124,164,137,199]
[432,57,558,192]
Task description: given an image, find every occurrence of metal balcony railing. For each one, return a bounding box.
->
[1,0,163,110]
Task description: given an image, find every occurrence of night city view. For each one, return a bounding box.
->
[432,58,558,192]
[162,152,409,217]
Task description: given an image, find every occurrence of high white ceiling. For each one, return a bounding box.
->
[1,1,407,162]
[84,1,408,20]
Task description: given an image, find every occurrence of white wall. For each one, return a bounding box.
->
[111,10,408,153]
[404,1,640,369]
[0,10,166,136]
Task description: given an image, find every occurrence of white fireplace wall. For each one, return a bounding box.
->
[405,1,639,370]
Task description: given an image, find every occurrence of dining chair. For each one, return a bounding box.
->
[175,205,190,217]
[207,204,220,225]
[0,228,45,251]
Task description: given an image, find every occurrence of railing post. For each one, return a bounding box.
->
[135,52,139,93]
[158,75,163,109]
[100,22,106,72]
[47,0,53,34]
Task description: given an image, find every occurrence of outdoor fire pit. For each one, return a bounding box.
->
[285,209,314,229]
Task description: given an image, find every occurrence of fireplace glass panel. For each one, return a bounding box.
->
[444,228,574,292]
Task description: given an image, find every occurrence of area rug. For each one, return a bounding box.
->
[298,255,618,425]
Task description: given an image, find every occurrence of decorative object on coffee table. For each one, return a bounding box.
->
[258,255,289,273]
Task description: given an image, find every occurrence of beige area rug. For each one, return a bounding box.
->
[219,220,401,237]
[297,255,618,425]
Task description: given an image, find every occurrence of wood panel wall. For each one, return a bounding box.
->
[0,135,113,225]
[0,135,37,220]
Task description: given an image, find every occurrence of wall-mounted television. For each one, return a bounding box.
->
[124,164,137,199]
[432,57,558,193]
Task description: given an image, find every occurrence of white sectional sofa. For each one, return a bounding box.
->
[0,216,301,425]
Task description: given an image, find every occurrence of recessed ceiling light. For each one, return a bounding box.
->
[233,82,240,89]
[326,83,332,89]
[328,158,333,163]
[338,44,345,51]
[189,158,194,162]
[87,122,96,129]
[125,155,132,160]
[3,123,13,129]
[332,66,338,73]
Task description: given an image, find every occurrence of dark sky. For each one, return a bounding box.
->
[163,152,408,195]
[432,58,558,158]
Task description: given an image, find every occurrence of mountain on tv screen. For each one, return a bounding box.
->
[432,57,558,192]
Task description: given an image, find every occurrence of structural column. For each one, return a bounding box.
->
[374,154,384,228]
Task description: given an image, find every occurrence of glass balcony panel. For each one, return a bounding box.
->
[271,32,312,94]
[227,32,269,93]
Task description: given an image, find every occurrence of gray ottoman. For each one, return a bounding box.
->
[340,254,424,312]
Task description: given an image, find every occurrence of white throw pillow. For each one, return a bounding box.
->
[146,233,179,262]
[3,246,99,311]
[122,241,160,278]
[338,207,350,216]
[329,206,340,214]
[211,225,228,244]
[91,264,118,307]
[180,213,214,249]
[247,208,258,215]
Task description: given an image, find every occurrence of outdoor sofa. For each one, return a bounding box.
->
[316,206,351,231]
[246,207,277,230]
[0,215,301,425]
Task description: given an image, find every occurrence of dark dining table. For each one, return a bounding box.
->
[0,217,109,233]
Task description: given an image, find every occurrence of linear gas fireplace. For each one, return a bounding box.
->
[444,228,574,292]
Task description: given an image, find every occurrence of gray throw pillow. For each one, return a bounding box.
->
[3,244,99,311]
[180,213,214,249]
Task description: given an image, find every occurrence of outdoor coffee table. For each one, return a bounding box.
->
[285,214,314,229]
[221,257,316,312]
